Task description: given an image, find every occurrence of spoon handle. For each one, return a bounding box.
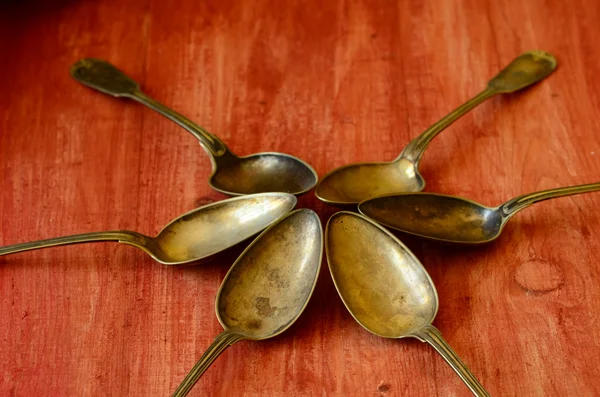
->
[415,325,491,397]
[0,231,148,257]
[399,51,557,167]
[172,331,246,397]
[398,87,496,165]
[501,182,600,217]
[129,90,228,157]
[70,58,227,157]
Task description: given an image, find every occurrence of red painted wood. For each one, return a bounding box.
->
[1,0,600,395]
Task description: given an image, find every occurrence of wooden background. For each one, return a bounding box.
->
[1,0,599,395]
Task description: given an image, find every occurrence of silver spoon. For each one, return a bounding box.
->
[172,208,323,396]
[326,211,490,396]
[0,193,296,265]
[315,50,557,206]
[70,59,318,196]
[359,182,600,244]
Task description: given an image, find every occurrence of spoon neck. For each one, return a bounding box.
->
[107,230,152,249]
[501,182,600,218]
[397,87,496,166]
[414,325,491,397]
[0,230,150,257]
[172,330,245,396]
[129,90,228,157]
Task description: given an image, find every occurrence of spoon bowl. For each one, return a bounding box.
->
[326,212,490,396]
[70,59,318,196]
[216,208,323,339]
[326,212,438,338]
[316,51,557,206]
[209,151,318,196]
[172,209,323,396]
[0,193,297,265]
[359,182,600,244]
[315,158,423,207]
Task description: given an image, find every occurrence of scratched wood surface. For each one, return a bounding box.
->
[1,0,600,395]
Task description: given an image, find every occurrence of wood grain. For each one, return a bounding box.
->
[1,0,600,395]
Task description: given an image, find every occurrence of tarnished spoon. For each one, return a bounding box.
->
[315,50,557,206]
[326,212,490,396]
[70,59,318,196]
[172,208,322,396]
[0,193,296,265]
[359,182,600,243]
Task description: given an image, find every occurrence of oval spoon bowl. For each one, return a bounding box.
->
[315,158,423,207]
[216,208,323,339]
[326,211,438,337]
[358,193,502,244]
[210,151,318,196]
[152,193,299,264]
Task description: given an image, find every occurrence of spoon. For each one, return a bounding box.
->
[315,50,557,206]
[359,182,600,244]
[0,193,296,265]
[70,59,318,196]
[326,211,490,396]
[171,208,322,396]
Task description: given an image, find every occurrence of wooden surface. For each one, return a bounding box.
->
[1,0,600,395]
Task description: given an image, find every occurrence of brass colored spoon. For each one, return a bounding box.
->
[315,50,557,206]
[0,193,296,265]
[70,59,318,196]
[359,182,600,244]
[172,209,322,396]
[326,212,490,396]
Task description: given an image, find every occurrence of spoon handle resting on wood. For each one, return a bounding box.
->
[70,58,227,157]
[129,90,227,157]
[399,51,557,166]
[414,325,491,397]
[0,231,148,257]
[501,182,600,217]
[172,331,246,397]
[399,88,496,165]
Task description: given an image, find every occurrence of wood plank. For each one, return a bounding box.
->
[1,0,599,395]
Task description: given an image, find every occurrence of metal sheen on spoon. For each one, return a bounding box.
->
[359,182,600,243]
[326,212,490,396]
[315,50,557,206]
[70,59,318,196]
[0,193,296,265]
[172,209,323,396]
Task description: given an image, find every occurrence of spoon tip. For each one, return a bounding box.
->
[526,49,558,69]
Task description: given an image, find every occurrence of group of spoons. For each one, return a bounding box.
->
[3,49,598,396]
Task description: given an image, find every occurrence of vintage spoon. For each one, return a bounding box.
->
[326,212,490,396]
[315,50,557,206]
[70,59,318,196]
[0,193,296,265]
[172,208,322,396]
[359,182,600,244]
